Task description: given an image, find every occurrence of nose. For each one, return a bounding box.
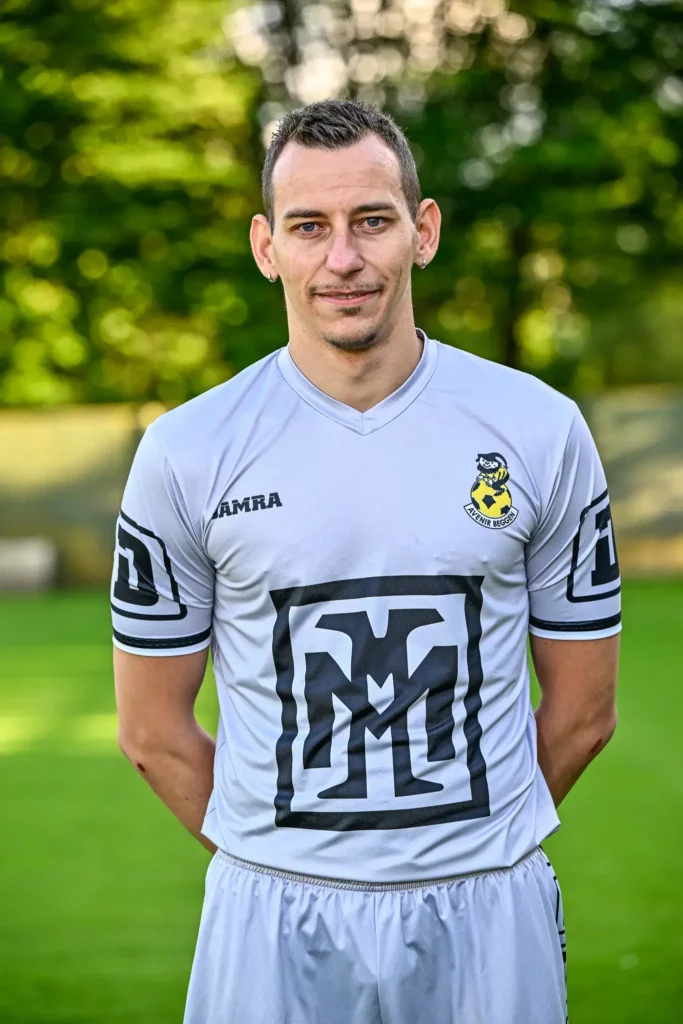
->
[324,228,365,277]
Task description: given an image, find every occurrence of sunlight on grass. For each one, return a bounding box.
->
[1,584,681,1024]
[0,714,51,754]
[70,711,120,751]
[0,712,120,755]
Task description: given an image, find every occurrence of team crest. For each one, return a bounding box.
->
[464,453,518,530]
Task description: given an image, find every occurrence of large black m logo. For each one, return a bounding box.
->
[304,609,458,800]
[270,575,490,831]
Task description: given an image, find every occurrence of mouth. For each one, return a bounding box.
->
[315,290,381,307]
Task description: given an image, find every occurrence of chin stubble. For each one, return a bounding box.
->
[322,327,381,352]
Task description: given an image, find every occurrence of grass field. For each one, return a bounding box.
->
[0,581,681,1023]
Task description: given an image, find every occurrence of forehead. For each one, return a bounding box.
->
[271,134,404,218]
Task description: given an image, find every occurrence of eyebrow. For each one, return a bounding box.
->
[282,202,400,220]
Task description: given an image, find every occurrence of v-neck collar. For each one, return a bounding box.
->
[276,328,439,436]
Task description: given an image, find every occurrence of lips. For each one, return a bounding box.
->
[316,291,380,306]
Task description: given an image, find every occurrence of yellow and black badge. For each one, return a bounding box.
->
[464,453,519,530]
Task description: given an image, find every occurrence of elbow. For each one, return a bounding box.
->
[117,717,188,773]
[117,721,139,760]
[585,708,618,760]
[117,726,155,774]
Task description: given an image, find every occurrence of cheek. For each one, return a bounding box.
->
[275,249,307,292]
[279,242,317,281]
[384,255,409,290]
[374,238,412,274]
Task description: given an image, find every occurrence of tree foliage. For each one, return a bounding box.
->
[0,0,281,405]
[1,0,683,406]
[241,0,683,391]
[409,0,683,391]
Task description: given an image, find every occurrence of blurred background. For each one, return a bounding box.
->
[0,0,682,1021]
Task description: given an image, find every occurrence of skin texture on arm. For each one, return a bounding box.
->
[531,633,619,807]
[114,646,217,855]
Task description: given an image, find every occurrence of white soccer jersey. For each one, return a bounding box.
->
[111,329,621,882]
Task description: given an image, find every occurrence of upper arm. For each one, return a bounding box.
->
[526,406,621,725]
[525,406,622,642]
[111,422,215,744]
[114,646,210,750]
[530,633,619,726]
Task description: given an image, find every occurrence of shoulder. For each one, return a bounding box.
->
[434,341,578,438]
[145,349,285,463]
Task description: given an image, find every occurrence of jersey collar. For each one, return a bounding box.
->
[277,329,439,436]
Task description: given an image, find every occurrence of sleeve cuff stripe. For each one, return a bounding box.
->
[113,627,211,650]
[529,612,621,633]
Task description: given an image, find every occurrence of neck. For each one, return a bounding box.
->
[286,319,424,414]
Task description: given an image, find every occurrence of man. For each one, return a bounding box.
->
[112,99,620,1024]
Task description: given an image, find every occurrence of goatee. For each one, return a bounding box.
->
[322,329,380,352]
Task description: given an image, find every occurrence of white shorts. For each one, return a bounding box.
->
[183,846,567,1024]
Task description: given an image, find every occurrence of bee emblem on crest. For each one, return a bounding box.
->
[464,452,519,530]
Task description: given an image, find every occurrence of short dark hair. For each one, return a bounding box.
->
[261,99,421,229]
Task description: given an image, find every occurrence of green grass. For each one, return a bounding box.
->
[0,582,681,1023]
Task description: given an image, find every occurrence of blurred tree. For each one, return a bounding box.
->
[410,0,683,392]
[0,0,279,405]
[2,0,683,405]
[233,0,683,392]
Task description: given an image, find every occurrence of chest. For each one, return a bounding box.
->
[204,415,535,591]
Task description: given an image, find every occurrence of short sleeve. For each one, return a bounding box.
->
[526,406,621,641]
[111,424,214,656]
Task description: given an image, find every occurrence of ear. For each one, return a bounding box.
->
[414,198,441,269]
[250,214,278,282]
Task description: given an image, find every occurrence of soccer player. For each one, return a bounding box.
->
[112,100,620,1024]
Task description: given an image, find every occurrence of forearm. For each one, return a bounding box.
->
[535,700,616,806]
[120,721,218,854]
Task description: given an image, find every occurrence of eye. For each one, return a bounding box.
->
[297,222,320,234]
[363,217,386,229]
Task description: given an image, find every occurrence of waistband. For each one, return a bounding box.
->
[215,846,543,893]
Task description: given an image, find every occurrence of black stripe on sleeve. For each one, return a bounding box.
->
[529,612,621,633]
[113,627,212,650]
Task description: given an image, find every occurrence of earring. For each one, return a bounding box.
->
[267,273,274,282]
[420,258,426,269]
